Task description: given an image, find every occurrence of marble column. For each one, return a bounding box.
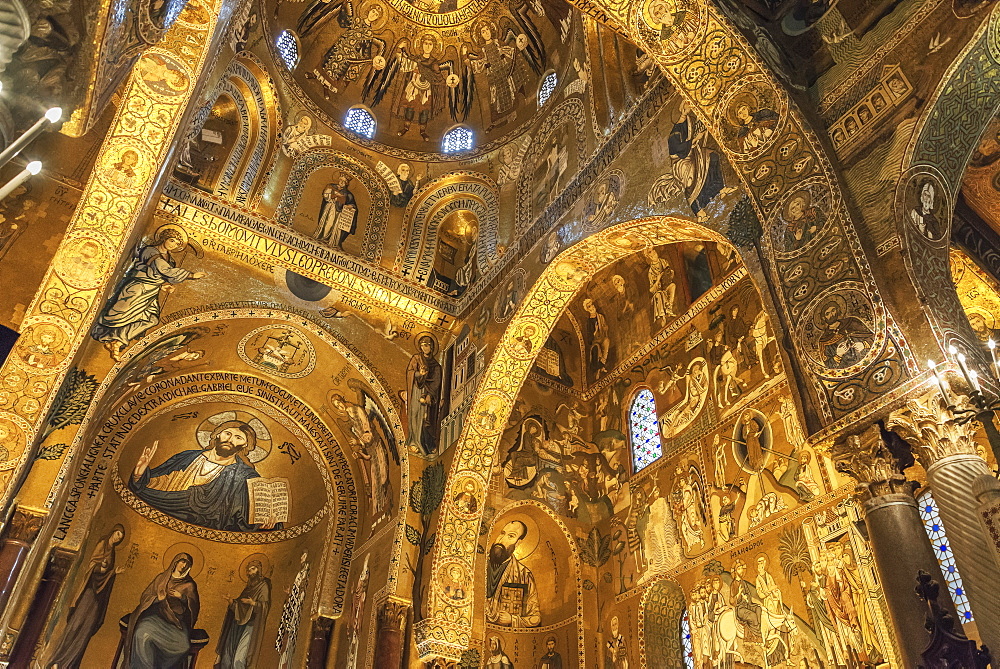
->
[307,616,334,669]
[373,599,410,669]
[887,395,1000,653]
[831,426,957,667]
[7,546,75,667]
[0,507,45,617]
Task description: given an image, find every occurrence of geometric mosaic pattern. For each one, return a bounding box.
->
[918,489,974,622]
[345,107,376,139]
[630,388,661,472]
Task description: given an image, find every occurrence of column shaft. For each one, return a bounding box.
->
[926,454,1000,651]
[0,507,44,617]
[862,493,957,666]
[374,600,410,669]
[307,616,333,669]
[7,547,75,667]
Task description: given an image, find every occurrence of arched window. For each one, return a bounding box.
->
[442,126,474,153]
[538,71,558,106]
[344,107,376,139]
[680,609,694,669]
[918,489,974,622]
[630,388,661,472]
[276,30,300,70]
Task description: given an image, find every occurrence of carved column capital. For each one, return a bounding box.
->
[5,507,45,545]
[378,599,410,632]
[885,395,981,467]
[831,428,916,503]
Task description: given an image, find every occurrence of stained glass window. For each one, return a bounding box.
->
[918,489,974,622]
[680,609,694,669]
[345,107,376,139]
[538,71,558,106]
[442,126,474,153]
[630,388,661,472]
[276,30,300,70]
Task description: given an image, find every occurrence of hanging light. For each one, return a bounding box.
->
[0,108,61,171]
[0,161,41,202]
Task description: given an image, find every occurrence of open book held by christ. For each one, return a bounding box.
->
[247,477,291,525]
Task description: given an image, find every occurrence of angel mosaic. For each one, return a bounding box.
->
[327,380,400,525]
[91,223,205,361]
[312,4,387,96]
[352,11,549,140]
[109,327,211,395]
[467,20,536,129]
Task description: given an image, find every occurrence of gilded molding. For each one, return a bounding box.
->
[0,0,228,503]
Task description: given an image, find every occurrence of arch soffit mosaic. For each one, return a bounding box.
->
[396,170,501,281]
[893,5,1000,377]
[220,53,283,207]
[555,0,919,424]
[418,216,730,658]
[49,304,412,612]
[0,0,233,512]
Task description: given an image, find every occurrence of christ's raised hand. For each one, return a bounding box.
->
[134,440,158,479]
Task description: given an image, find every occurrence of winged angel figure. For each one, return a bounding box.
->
[326,378,400,525]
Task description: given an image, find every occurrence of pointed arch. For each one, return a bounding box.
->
[556,0,917,422]
[275,148,391,263]
[638,578,687,669]
[417,216,730,659]
[213,54,281,207]
[41,303,413,621]
[892,5,1000,371]
[396,171,501,290]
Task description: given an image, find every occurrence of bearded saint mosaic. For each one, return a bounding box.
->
[127,410,289,533]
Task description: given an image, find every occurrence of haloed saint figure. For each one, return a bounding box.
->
[46,525,126,669]
[405,335,443,456]
[122,553,200,669]
[486,520,540,628]
[92,223,205,361]
[129,420,280,532]
[216,559,272,669]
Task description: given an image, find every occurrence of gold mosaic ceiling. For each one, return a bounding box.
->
[271,0,577,155]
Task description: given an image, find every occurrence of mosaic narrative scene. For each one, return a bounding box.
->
[5,0,1000,666]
